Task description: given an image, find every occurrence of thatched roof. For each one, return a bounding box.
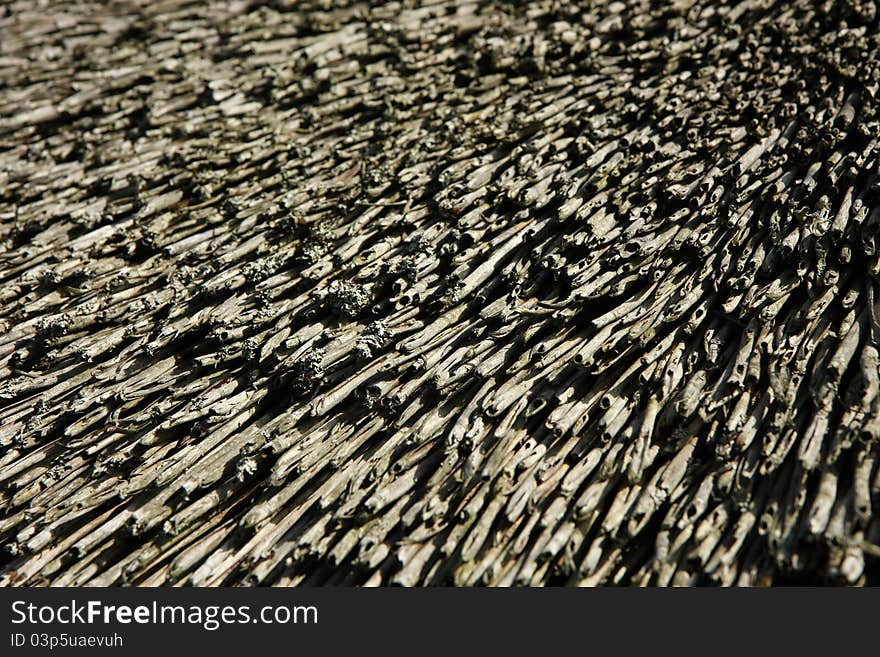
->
[1,0,879,585]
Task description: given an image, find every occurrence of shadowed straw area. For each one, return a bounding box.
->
[1,0,880,585]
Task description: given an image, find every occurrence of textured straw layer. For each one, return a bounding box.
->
[1,0,880,585]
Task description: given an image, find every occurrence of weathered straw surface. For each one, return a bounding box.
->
[1,0,879,586]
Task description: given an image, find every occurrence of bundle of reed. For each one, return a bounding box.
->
[1,0,879,585]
